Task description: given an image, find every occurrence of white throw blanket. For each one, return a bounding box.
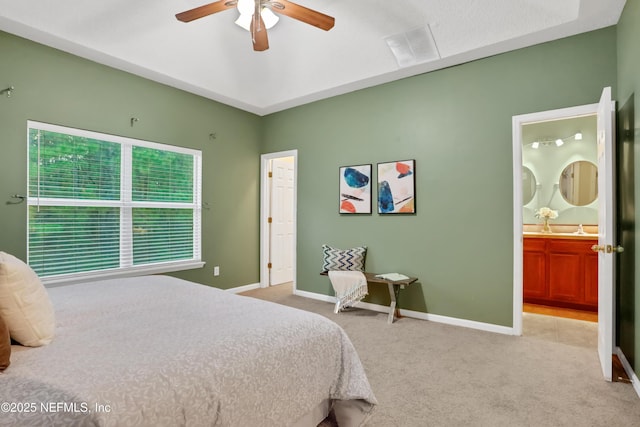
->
[328,270,368,314]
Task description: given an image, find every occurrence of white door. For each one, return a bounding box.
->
[270,157,295,285]
[595,86,616,381]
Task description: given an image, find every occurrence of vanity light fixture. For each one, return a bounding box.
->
[529,130,582,149]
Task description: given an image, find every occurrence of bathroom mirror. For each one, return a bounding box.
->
[559,160,598,206]
[522,166,536,205]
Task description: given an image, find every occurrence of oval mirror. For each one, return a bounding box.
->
[522,166,537,205]
[559,161,598,206]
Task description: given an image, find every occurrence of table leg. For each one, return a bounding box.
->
[387,283,397,324]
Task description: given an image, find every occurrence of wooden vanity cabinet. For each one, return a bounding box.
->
[523,238,547,299]
[523,236,598,311]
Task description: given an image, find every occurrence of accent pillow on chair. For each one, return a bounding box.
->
[0,252,55,347]
[321,244,367,273]
[0,313,10,371]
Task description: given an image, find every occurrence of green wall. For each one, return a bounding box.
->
[617,0,640,378]
[0,19,630,333]
[262,27,618,327]
[0,31,262,289]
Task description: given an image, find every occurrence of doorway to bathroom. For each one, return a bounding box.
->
[520,112,599,349]
[512,87,617,381]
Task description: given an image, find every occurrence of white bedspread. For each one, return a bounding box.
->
[0,275,376,426]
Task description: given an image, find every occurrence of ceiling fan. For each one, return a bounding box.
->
[175,0,335,52]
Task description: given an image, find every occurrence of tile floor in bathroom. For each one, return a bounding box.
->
[523,303,597,349]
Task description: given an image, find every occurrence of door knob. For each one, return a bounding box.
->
[591,244,624,253]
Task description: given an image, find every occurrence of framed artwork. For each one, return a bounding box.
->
[339,164,372,214]
[377,159,416,214]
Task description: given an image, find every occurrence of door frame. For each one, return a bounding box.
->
[512,103,599,336]
[260,149,298,289]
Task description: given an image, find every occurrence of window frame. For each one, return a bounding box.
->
[27,120,204,286]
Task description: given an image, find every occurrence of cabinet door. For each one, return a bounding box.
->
[548,251,582,303]
[523,239,547,299]
[548,240,585,303]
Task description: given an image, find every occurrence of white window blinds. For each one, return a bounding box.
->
[27,121,202,283]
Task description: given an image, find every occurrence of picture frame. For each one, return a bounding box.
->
[377,159,416,214]
[339,164,372,214]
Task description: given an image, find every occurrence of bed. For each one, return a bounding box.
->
[0,275,376,426]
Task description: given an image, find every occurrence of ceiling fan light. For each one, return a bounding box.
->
[261,8,279,29]
[236,0,254,15]
[235,0,279,31]
[235,13,252,31]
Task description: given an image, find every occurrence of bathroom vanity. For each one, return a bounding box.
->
[523,232,598,312]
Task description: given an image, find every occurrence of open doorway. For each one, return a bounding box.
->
[260,150,297,290]
[513,88,618,382]
[519,112,599,349]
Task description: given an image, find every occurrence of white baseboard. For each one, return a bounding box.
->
[397,307,515,335]
[226,282,260,294]
[616,347,640,398]
[295,289,514,335]
[294,289,335,303]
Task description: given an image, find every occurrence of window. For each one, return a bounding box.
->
[27,121,203,284]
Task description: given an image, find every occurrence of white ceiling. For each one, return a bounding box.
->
[0,0,626,116]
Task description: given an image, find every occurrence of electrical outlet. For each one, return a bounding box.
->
[214,266,220,276]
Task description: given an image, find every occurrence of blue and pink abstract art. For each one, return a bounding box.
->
[377,160,416,214]
[339,164,372,214]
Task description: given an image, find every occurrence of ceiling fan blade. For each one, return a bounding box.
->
[268,0,334,31]
[251,15,269,51]
[175,0,237,23]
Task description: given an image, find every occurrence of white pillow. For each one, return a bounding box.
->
[0,252,55,346]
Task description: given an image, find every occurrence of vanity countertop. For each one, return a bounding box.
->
[523,223,598,238]
[523,231,598,240]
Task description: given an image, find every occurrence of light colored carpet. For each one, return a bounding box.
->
[240,284,640,426]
